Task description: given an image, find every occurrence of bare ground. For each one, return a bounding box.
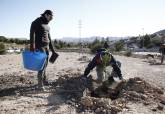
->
[0,52,165,114]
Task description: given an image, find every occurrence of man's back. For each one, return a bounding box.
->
[30,17,50,49]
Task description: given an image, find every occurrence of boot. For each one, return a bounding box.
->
[37,72,45,91]
[43,72,49,85]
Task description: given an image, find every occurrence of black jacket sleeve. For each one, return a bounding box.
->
[84,56,97,76]
[48,33,56,53]
[30,21,37,47]
[110,55,122,79]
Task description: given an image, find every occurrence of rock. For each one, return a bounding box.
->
[19,77,25,82]
[57,77,65,85]
[141,94,148,100]
[152,88,164,94]
[66,100,73,105]
[95,108,101,113]
[75,104,79,108]
[151,108,157,112]
[80,97,93,107]
[157,104,164,110]
[128,91,140,98]
[159,96,165,105]
[71,98,76,102]
[143,101,150,105]
[110,105,122,112]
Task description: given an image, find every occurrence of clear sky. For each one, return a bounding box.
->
[0,0,165,39]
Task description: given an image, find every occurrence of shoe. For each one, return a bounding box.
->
[43,75,49,85]
[43,80,49,86]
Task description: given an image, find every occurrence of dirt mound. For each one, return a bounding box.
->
[71,77,164,113]
[120,77,164,102]
[54,72,87,99]
[0,72,164,114]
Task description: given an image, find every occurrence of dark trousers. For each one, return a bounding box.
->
[37,48,49,88]
[161,52,165,64]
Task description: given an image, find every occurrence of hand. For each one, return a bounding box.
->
[81,75,87,81]
[53,51,59,57]
[119,76,123,80]
[81,75,88,87]
[30,44,35,51]
[83,74,88,78]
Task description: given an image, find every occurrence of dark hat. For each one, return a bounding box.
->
[42,10,53,16]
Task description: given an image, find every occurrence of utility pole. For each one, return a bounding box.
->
[142,28,144,49]
[79,20,82,41]
[78,20,83,54]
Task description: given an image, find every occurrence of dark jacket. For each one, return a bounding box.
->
[84,50,122,79]
[30,16,55,54]
[159,44,165,54]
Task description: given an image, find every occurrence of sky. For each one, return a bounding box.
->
[0,0,165,39]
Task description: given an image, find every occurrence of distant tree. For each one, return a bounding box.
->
[0,36,7,42]
[138,34,152,48]
[139,36,144,48]
[143,34,151,48]
[88,38,102,53]
[9,38,14,43]
[92,38,100,45]
[101,37,105,44]
[106,37,110,42]
[114,40,124,51]
[15,38,20,43]
[0,42,5,54]
[54,39,58,45]
[90,43,102,53]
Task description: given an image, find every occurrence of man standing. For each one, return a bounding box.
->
[160,44,165,64]
[30,10,57,90]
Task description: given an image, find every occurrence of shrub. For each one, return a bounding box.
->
[124,50,132,57]
[54,43,61,49]
[0,42,6,54]
[90,43,102,54]
[114,40,124,51]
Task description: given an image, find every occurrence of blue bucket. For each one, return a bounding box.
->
[22,50,47,71]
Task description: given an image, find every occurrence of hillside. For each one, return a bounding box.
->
[154,29,165,35]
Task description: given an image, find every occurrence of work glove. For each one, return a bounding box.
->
[119,76,123,80]
[80,75,88,86]
[81,75,87,81]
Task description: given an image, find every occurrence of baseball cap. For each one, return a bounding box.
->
[42,10,53,16]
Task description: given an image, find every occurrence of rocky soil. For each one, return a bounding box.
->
[0,52,165,114]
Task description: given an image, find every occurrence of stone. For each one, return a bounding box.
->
[159,96,165,105]
[157,104,164,110]
[80,97,93,107]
